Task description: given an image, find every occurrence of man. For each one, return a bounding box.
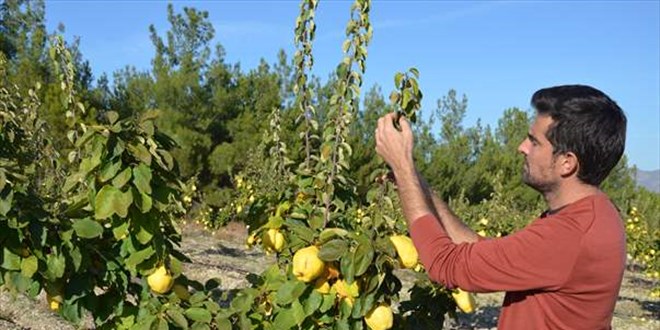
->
[375,85,627,329]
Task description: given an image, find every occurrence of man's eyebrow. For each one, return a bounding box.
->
[528,133,540,144]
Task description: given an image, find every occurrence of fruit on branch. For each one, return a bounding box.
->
[452,288,476,313]
[389,235,419,269]
[292,246,325,282]
[263,228,286,253]
[364,303,394,330]
[147,265,174,294]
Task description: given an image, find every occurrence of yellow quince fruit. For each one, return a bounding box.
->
[364,303,393,330]
[147,265,174,294]
[263,228,286,252]
[389,235,418,269]
[452,288,476,313]
[292,246,325,282]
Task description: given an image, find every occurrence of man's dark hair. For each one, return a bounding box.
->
[531,85,627,186]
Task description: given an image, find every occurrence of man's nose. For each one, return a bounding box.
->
[517,140,528,154]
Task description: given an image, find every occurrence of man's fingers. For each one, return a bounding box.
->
[397,115,411,130]
[377,116,385,131]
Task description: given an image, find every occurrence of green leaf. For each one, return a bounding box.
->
[319,228,349,243]
[62,173,82,193]
[155,317,169,330]
[166,309,188,329]
[140,120,154,136]
[389,91,400,105]
[125,246,154,270]
[335,318,350,330]
[276,280,306,305]
[112,220,129,240]
[133,315,156,330]
[409,67,420,78]
[112,168,132,188]
[318,239,348,261]
[63,195,89,218]
[272,305,300,330]
[69,246,82,271]
[402,89,411,110]
[267,215,284,229]
[189,292,207,304]
[230,292,253,312]
[45,253,66,280]
[191,323,210,330]
[20,256,38,278]
[98,161,123,182]
[72,218,104,239]
[2,248,21,270]
[215,317,231,330]
[185,308,212,323]
[340,251,355,284]
[136,222,155,245]
[128,143,152,165]
[291,300,305,324]
[132,164,152,195]
[355,293,375,319]
[156,150,174,171]
[94,185,121,219]
[94,185,133,220]
[138,191,152,213]
[80,153,102,176]
[75,129,95,148]
[0,190,13,216]
[0,170,5,191]
[394,72,404,87]
[319,291,335,313]
[303,290,322,317]
[106,111,119,124]
[353,239,374,277]
[339,298,352,320]
[285,220,315,243]
[4,272,31,293]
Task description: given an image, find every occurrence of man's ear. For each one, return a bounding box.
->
[558,152,579,177]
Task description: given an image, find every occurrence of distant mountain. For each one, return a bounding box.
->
[635,169,660,193]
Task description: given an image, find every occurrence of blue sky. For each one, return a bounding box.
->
[45,1,660,171]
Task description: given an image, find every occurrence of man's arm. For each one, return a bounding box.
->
[373,112,478,242]
[417,173,480,244]
[374,114,435,225]
[375,113,581,293]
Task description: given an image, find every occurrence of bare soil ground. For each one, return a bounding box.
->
[1,222,658,329]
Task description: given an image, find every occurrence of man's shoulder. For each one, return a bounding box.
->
[545,193,621,234]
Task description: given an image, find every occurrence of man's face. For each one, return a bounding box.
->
[517,114,561,192]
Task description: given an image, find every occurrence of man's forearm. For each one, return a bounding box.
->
[417,173,479,244]
[390,167,435,227]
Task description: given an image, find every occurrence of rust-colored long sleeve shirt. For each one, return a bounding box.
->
[410,193,626,329]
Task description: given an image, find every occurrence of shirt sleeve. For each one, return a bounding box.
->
[409,213,583,293]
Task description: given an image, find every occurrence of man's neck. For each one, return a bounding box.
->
[543,182,601,211]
